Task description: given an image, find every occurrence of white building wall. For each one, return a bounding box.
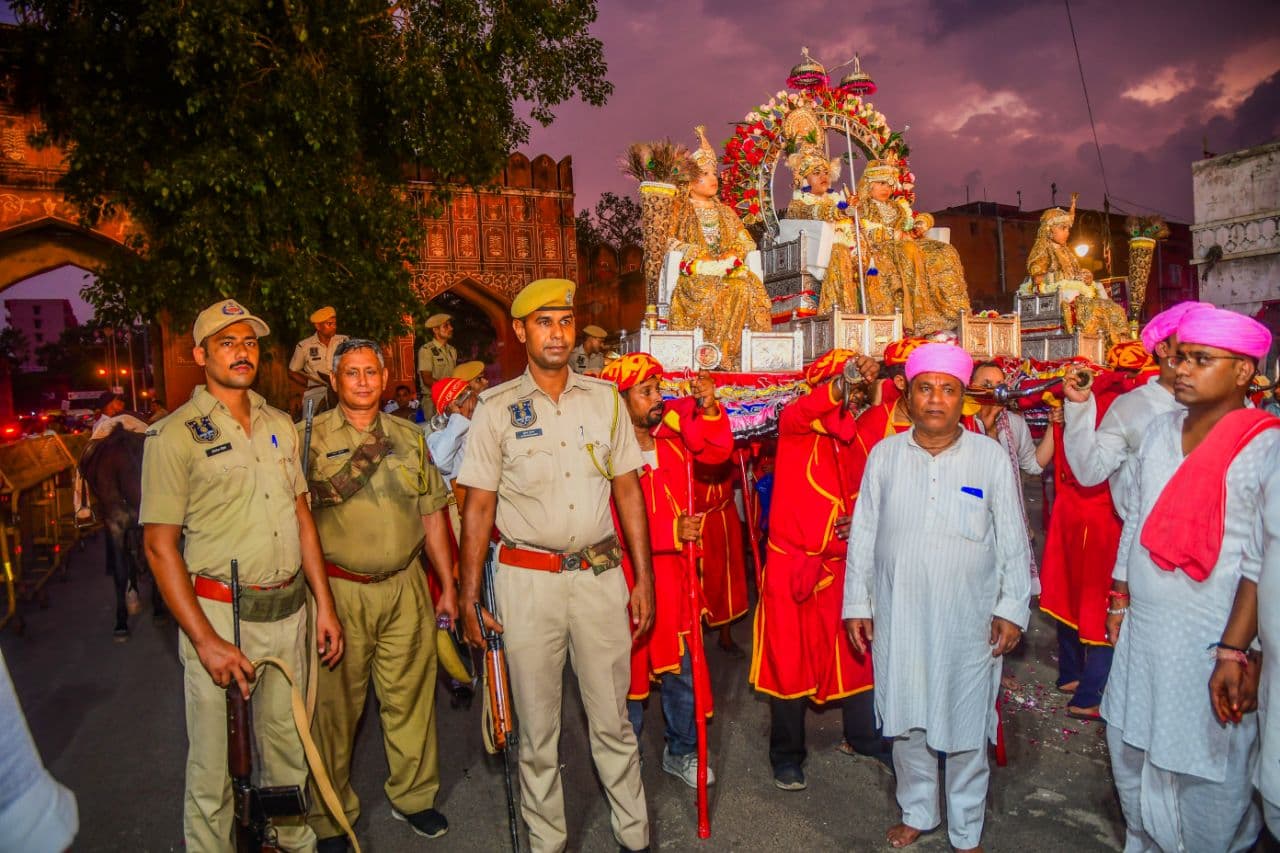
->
[1190,141,1280,315]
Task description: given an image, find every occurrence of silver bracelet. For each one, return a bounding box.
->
[1106,607,1128,616]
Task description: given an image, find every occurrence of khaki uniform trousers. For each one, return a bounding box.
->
[308,567,440,839]
[179,598,314,853]
[494,560,648,853]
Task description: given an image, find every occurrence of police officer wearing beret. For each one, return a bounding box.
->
[290,306,349,415]
[458,278,655,853]
[417,313,457,420]
[141,299,344,851]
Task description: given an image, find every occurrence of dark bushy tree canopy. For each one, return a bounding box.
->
[14,0,611,339]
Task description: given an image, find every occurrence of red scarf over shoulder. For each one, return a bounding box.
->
[1140,408,1280,581]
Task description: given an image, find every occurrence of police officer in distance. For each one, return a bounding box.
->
[457,278,655,853]
[141,299,344,851]
[303,339,458,850]
[417,313,457,419]
[569,324,608,375]
[289,306,349,414]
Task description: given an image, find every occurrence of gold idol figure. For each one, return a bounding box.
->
[1022,194,1131,347]
[667,126,772,369]
[856,160,971,335]
[785,145,862,313]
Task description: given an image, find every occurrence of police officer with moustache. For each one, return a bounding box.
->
[289,306,349,414]
[458,278,655,853]
[417,313,457,419]
[141,299,344,852]
[303,339,457,850]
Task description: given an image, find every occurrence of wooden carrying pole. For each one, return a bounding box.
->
[684,453,711,838]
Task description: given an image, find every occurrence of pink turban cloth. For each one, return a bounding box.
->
[1139,301,1209,352]
[1176,306,1273,361]
[904,342,975,385]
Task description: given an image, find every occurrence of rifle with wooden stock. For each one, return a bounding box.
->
[227,559,306,852]
[477,548,522,853]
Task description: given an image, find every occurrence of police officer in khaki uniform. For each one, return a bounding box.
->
[141,299,344,852]
[569,324,608,374]
[289,306,350,413]
[451,359,490,398]
[303,339,457,850]
[458,278,656,853]
[417,313,457,419]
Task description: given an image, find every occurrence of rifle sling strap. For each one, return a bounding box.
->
[251,654,360,853]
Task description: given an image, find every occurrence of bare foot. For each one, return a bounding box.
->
[1000,673,1020,691]
[1056,680,1079,694]
[1066,704,1102,721]
[886,824,923,848]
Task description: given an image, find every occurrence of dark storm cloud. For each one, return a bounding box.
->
[525,1,1279,223]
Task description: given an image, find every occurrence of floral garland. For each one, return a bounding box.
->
[720,85,914,225]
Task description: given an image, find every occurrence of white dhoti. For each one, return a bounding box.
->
[892,728,989,849]
[1107,721,1261,853]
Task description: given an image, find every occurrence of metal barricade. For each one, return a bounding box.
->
[0,434,81,633]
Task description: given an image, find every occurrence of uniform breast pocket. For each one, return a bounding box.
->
[383,455,426,497]
[579,428,613,476]
[196,455,250,492]
[506,442,554,487]
[951,495,991,543]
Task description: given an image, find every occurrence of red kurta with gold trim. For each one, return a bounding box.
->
[751,383,877,703]
[694,463,748,627]
[616,396,734,706]
[1040,387,1124,645]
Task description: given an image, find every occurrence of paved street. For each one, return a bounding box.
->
[2,517,1274,852]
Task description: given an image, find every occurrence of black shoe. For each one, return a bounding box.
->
[773,764,806,791]
[619,846,650,852]
[392,807,449,839]
[316,836,349,853]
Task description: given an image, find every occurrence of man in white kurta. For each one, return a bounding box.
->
[1062,302,1203,517]
[1247,451,1280,836]
[1103,308,1275,853]
[843,343,1031,851]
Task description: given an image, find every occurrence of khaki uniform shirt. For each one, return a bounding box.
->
[457,368,642,553]
[289,333,349,388]
[139,386,306,586]
[301,409,448,575]
[569,347,605,374]
[416,341,457,391]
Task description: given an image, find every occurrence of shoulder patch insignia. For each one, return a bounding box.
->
[508,399,536,429]
[185,416,221,444]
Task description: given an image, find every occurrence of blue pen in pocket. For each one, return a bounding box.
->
[961,486,983,499]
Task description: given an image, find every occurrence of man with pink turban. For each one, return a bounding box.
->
[1103,306,1277,852]
[842,343,1030,852]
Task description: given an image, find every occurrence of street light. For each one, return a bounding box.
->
[1074,243,1089,258]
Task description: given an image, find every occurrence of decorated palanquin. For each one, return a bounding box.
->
[1016,193,1134,357]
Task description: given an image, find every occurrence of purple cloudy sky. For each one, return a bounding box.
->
[527,0,1280,223]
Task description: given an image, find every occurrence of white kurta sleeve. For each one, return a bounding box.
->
[989,450,1032,628]
[1009,414,1043,475]
[425,413,470,483]
[842,447,883,620]
[1063,394,1127,487]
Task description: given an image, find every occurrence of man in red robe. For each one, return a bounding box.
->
[696,459,748,653]
[1041,342,1156,720]
[750,348,887,791]
[603,353,733,789]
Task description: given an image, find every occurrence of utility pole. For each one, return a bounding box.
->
[1016,190,1022,210]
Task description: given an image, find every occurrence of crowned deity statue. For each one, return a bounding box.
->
[1020,194,1131,348]
[666,126,772,369]
[784,139,862,313]
[855,159,971,334]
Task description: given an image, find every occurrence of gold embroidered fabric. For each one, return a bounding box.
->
[1025,230,1131,348]
[854,178,970,334]
[666,198,772,369]
[785,194,861,312]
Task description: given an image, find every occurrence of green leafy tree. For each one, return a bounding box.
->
[0,326,29,371]
[13,1,611,339]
